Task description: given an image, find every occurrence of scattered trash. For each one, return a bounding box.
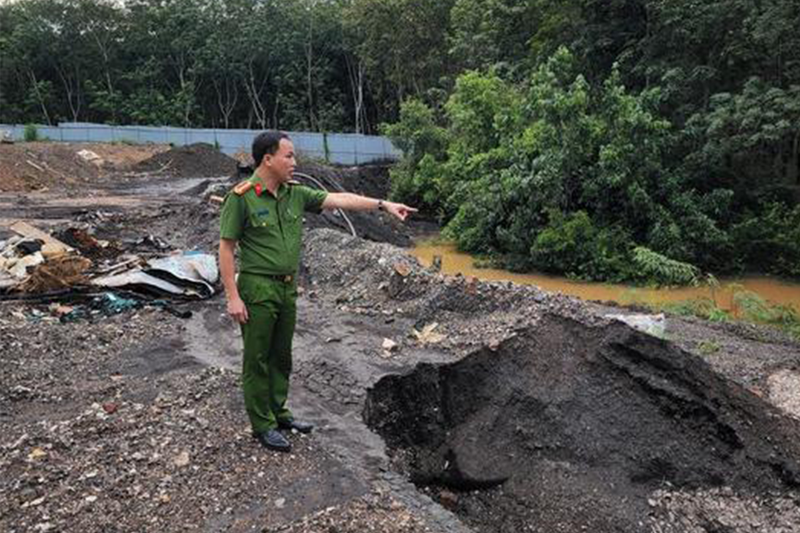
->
[412,323,445,345]
[1,221,218,304]
[6,251,45,279]
[173,451,190,467]
[96,293,141,314]
[16,255,92,293]
[50,304,73,316]
[54,227,114,259]
[58,293,141,322]
[93,267,211,299]
[133,235,170,251]
[147,252,218,288]
[607,312,667,338]
[76,149,103,166]
[382,338,398,351]
[16,240,42,255]
[10,221,72,255]
[28,448,47,460]
[393,262,411,277]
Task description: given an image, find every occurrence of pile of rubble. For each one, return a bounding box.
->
[0,220,218,320]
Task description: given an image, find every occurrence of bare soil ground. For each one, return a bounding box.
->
[1,143,800,533]
[0,142,169,192]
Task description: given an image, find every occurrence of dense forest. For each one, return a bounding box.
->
[1,0,799,282]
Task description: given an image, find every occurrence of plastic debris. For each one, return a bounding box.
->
[91,271,190,297]
[607,313,667,338]
[147,252,218,286]
[76,149,103,166]
[412,322,445,345]
[1,221,216,311]
[10,221,72,255]
[59,293,142,322]
[16,255,92,293]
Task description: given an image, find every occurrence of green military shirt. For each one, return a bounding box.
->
[219,175,328,275]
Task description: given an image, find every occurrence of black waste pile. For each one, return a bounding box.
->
[132,143,237,178]
[365,314,800,533]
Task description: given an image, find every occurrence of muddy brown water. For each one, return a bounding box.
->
[411,240,800,313]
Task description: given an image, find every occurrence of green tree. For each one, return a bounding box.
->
[382,99,448,209]
[344,0,455,123]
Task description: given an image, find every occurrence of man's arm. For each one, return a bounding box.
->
[219,238,248,324]
[322,193,417,221]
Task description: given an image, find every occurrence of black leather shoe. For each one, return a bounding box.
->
[278,418,314,434]
[254,429,291,452]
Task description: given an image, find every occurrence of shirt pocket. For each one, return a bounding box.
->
[283,207,302,233]
[248,208,272,231]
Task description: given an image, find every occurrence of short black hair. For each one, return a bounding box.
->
[252,131,290,167]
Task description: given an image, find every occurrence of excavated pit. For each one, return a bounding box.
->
[364,315,800,532]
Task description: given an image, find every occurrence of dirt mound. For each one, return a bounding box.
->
[364,314,800,532]
[133,143,237,178]
[0,142,169,193]
[0,143,101,192]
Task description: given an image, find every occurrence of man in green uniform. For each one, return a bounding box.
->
[219,131,416,452]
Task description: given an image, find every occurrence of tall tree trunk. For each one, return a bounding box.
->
[27,70,51,126]
[243,61,268,129]
[175,58,195,127]
[345,53,366,134]
[272,93,281,129]
[305,14,317,131]
[213,77,238,129]
[56,64,81,122]
[790,131,800,185]
[91,32,117,122]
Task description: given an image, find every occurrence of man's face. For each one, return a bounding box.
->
[265,139,296,182]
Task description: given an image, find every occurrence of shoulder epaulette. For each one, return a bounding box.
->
[233,180,253,195]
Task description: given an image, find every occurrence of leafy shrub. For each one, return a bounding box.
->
[731,202,800,277]
[383,47,798,284]
[24,124,38,142]
[382,99,448,211]
[631,246,700,286]
[529,210,634,281]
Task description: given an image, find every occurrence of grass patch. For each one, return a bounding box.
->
[657,289,800,341]
[697,340,721,355]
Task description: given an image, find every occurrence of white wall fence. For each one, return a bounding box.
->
[0,122,402,165]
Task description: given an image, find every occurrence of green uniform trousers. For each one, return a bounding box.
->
[237,273,297,433]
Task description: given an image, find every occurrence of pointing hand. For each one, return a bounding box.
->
[385,201,418,222]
